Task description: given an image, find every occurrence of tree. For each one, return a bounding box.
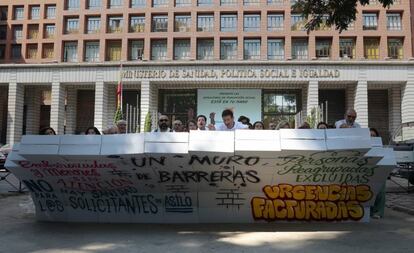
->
[144,112,152,132]
[113,107,123,124]
[293,0,395,32]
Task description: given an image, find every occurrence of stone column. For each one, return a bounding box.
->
[306,81,319,116]
[6,83,24,144]
[24,87,41,135]
[94,82,108,132]
[388,85,402,138]
[65,87,77,134]
[140,80,157,132]
[354,81,369,128]
[50,82,65,134]
[401,81,414,140]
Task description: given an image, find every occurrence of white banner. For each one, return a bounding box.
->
[197,89,262,124]
[5,129,395,223]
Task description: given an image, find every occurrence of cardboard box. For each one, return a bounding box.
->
[19,135,61,158]
[280,129,327,151]
[101,134,145,155]
[326,128,371,151]
[235,130,281,158]
[144,132,189,154]
[59,135,102,157]
[189,131,234,155]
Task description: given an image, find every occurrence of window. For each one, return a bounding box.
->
[46,5,56,19]
[87,17,100,34]
[315,39,331,58]
[388,38,403,59]
[131,0,146,7]
[129,40,144,60]
[197,15,214,32]
[26,44,38,59]
[0,25,7,40]
[175,15,191,32]
[11,44,22,59]
[30,6,40,20]
[339,38,355,59]
[363,13,378,30]
[268,14,284,31]
[197,39,214,60]
[42,43,54,58]
[176,0,192,7]
[244,39,261,60]
[174,39,190,60]
[262,90,301,128]
[267,0,284,5]
[85,41,100,62]
[221,14,237,32]
[244,0,260,5]
[67,0,80,10]
[130,16,145,32]
[109,0,123,8]
[315,15,330,30]
[88,0,101,9]
[106,40,122,61]
[151,39,167,60]
[267,39,284,60]
[28,25,39,39]
[158,89,197,124]
[153,0,169,8]
[0,44,5,59]
[63,42,78,62]
[108,16,123,33]
[44,24,56,38]
[244,14,260,32]
[65,18,79,34]
[291,14,305,31]
[14,6,24,20]
[387,13,402,31]
[198,0,213,6]
[152,15,168,32]
[292,39,308,60]
[221,0,237,5]
[0,6,7,21]
[364,38,380,59]
[12,25,23,40]
[220,39,237,60]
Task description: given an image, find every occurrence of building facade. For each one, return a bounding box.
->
[0,0,414,144]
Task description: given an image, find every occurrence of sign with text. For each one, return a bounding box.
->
[5,130,395,223]
[197,89,262,124]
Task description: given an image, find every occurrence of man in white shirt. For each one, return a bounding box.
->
[213,109,249,131]
[335,109,361,128]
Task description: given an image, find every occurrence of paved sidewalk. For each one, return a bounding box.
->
[386,176,414,215]
[0,194,413,253]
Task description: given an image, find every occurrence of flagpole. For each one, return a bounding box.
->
[120,61,123,114]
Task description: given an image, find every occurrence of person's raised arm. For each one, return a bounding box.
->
[209,112,216,125]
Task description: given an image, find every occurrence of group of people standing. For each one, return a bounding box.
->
[152,108,379,138]
[39,108,379,138]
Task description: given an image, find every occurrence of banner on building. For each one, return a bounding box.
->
[197,89,262,124]
[5,129,395,223]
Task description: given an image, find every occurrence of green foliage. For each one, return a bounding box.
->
[113,107,123,124]
[306,107,318,129]
[292,0,395,32]
[144,112,152,132]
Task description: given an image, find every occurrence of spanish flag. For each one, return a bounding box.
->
[114,63,123,123]
[116,79,123,110]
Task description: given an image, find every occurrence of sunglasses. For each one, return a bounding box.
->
[159,119,168,122]
[347,115,356,119]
